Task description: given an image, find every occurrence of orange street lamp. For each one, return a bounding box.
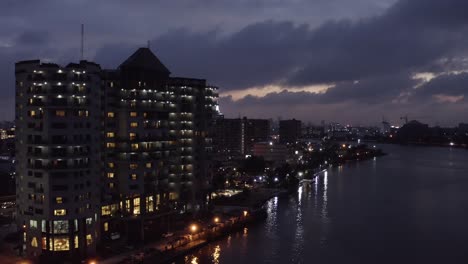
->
[190,224,198,233]
[214,217,220,223]
[243,211,248,217]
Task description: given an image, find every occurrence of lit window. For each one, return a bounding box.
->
[108,162,115,168]
[133,197,140,215]
[74,235,79,249]
[125,200,131,213]
[146,162,152,168]
[129,133,137,140]
[143,112,148,118]
[146,196,154,213]
[130,112,137,117]
[131,143,139,150]
[104,222,109,232]
[29,220,38,229]
[55,110,66,117]
[130,174,137,180]
[106,132,115,138]
[52,236,70,251]
[129,163,138,169]
[109,183,114,189]
[55,197,63,204]
[86,218,93,225]
[29,110,36,117]
[54,209,67,216]
[78,110,89,117]
[42,237,47,250]
[31,237,38,248]
[130,122,138,128]
[169,192,178,201]
[107,172,114,178]
[107,112,115,118]
[101,205,111,216]
[53,220,69,234]
[106,142,116,148]
[86,234,93,246]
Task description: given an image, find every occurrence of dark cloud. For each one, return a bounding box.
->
[1,0,468,124]
[15,31,49,46]
[412,72,468,102]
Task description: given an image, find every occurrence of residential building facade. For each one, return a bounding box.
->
[15,48,218,261]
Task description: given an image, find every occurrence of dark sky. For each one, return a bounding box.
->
[2,0,468,126]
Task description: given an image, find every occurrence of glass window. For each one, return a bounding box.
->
[52,236,70,251]
[106,132,115,138]
[146,196,154,213]
[53,220,69,234]
[101,205,111,216]
[108,162,115,168]
[86,218,93,225]
[107,172,114,178]
[133,198,140,215]
[130,112,137,117]
[130,122,138,128]
[130,174,137,180]
[31,237,38,247]
[131,143,139,150]
[55,197,63,204]
[54,209,67,216]
[129,133,137,140]
[55,110,66,117]
[129,163,138,169]
[146,162,152,168]
[125,200,131,213]
[104,222,109,232]
[30,220,38,229]
[107,112,115,118]
[106,142,116,148]
[42,237,47,250]
[86,234,93,246]
[74,235,79,249]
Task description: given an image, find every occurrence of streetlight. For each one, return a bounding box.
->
[214,217,220,223]
[190,224,198,233]
[243,211,248,217]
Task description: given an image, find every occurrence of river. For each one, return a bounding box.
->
[176,144,468,264]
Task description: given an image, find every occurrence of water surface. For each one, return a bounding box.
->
[178,145,468,264]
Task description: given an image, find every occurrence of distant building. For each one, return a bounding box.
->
[396,120,430,142]
[459,123,468,133]
[252,142,288,165]
[214,117,269,155]
[279,119,302,144]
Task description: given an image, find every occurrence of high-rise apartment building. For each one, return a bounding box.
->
[15,48,218,261]
[214,117,269,155]
[15,60,102,260]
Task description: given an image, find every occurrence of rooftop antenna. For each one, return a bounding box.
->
[81,24,84,61]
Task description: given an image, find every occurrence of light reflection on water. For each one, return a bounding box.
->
[212,245,220,264]
[177,145,468,263]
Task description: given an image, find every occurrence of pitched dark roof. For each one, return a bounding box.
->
[119,48,171,75]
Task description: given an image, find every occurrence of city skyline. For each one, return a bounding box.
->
[1,0,468,126]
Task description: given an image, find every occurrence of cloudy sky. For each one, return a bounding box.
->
[2,0,468,126]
